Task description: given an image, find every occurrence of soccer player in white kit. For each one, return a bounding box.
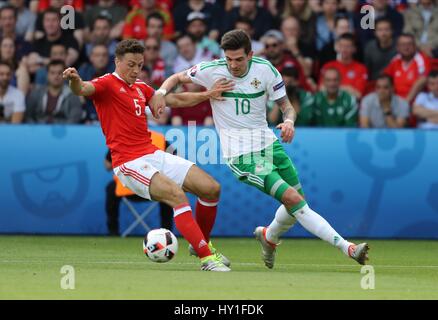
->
[151,30,369,269]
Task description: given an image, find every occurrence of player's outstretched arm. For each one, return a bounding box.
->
[149,71,195,116]
[164,78,234,108]
[63,67,95,97]
[275,96,297,143]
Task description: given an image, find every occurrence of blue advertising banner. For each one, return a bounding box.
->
[0,125,437,238]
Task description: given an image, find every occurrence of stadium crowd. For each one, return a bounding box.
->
[0,0,437,129]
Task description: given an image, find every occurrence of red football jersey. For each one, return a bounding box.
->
[320,60,368,96]
[384,52,431,99]
[90,72,158,168]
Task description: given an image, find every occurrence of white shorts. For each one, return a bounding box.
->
[113,150,194,200]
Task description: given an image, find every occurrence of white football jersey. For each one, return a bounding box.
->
[187,57,286,158]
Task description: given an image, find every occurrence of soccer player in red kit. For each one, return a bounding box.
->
[63,39,234,271]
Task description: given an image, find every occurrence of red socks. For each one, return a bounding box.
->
[173,203,211,258]
[195,198,218,243]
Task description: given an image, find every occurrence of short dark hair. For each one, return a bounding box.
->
[220,29,252,54]
[428,70,438,79]
[235,17,254,29]
[47,59,66,71]
[0,5,17,19]
[375,17,393,30]
[175,33,196,44]
[398,33,416,42]
[336,32,356,44]
[376,74,393,86]
[147,12,164,26]
[0,61,12,70]
[115,39,145,58]
[93,15,112,30]
[281,66,299,79]
[42,7,61,20]
[323,67,341,79]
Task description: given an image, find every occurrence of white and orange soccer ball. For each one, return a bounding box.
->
[143,228,178,263]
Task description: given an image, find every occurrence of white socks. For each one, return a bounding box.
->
[294,204,351,255]
[266,204,352,256]
[266,205,297,244]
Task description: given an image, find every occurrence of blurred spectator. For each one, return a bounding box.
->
[355,0,404,47]
[173,0,224,40]
[143,36,167,87]
[34,43,68,86]
[33,0,85,49]
[31,8,80,67]
[318,15,354,68]
[85,15,118,60]
[146,12,178,73]
[79,44,114,123]
[268,66,314,126]
[10,0,36,42]
[223,0,274,40]
[281,0,317,48]
[364,17,397,81]
[0,37,30,95]
[25,60,82,124]
[186,12,221,57]
[170,83,213,126]
[0,5,31,60]
[315,0,339,51]
[313,67,358,127]
[173,34,213,73]
[360,74,409,128]
[281,16,317,77]
[37,0,84,12]
[84,0,128,40]
[262,29,312,91]
[403,0,438,57]
[320,33,368,99]
[234,17,264,56]
[0,61,25,124]
[122,0,174,40]
[413,70,438,129]
[384,33,430,103]
[104,150,173,236]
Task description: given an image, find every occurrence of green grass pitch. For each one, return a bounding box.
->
[1,236,438,300]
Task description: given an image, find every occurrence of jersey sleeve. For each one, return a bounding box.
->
[186,63,213,89]
[266,65,286,101]
[89,74,110,100]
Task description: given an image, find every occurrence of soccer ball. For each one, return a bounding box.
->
[143,228,178,263]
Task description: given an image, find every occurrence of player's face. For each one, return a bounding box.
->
[115,53,144,85]
[224,48,253,77]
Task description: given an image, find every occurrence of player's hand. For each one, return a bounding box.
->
[63,67,81,82]
[276,121,295,143]
[149,93,166,119]
[208,78,234,101]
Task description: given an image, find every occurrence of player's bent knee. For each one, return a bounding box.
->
[281,188,304,207]
[204,179,221,200]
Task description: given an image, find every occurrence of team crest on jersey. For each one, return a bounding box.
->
[136,87,145,101]
[251,78,261,89]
